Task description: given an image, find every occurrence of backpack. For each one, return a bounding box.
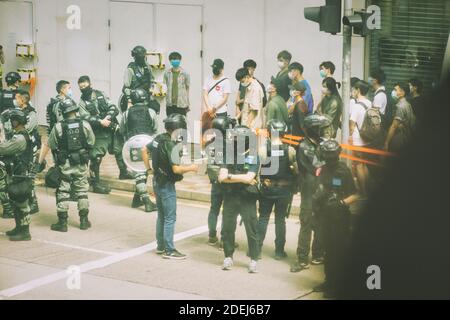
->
[375,89,396,131]
[357,101,382,145]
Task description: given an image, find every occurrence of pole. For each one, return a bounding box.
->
[341,0,352,157]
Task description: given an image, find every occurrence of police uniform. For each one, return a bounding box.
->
[313,141,356,297]
[291,114,331,272]
[0,87,17,114]
[258,136,297,258]
[2,110,34,241]
[220,145,261,263]
[120,95,158,212]
[78,89,128,193]
[48,100,95,232]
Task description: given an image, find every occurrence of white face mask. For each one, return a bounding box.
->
[277,61,285,69]
[321,87,329,95]
[288,72,295,80]
[13,100,19,108]
[66,89,73,97]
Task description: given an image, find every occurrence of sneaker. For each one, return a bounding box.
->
[274,251,288,260]
[248,260,258,273]
[222,257,233,270]
[311,256,325,265]
[208,236,218,246]
[290,261,310,273]
[156,247,165,254]
[162,249,187,260]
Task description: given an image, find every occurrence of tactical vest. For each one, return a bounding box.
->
[298,138,323,177]
[320,162,350,200]
[128,62,152,91]
[206,140,225,183]
[150,133,183,184]
[58,119,90,166]
[0,88,17,113]
[126,104,154,139]
[261,142,291,181]
[83,90,110,118]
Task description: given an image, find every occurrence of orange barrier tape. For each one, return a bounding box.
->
[340,143,396,157]
[283,134,304,142]
[340,153,384,167]
[281,138,299,146]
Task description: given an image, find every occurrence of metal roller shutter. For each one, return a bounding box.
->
[367,0,450,92]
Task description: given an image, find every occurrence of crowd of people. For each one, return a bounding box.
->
[0,45,421,299]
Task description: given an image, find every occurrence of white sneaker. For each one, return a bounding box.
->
[222,257,233,270]
[248,260,258,273]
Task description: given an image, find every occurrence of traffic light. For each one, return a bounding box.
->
[342,10,372,36]
[304,0,342,35]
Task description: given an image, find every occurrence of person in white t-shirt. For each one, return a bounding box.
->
[202,59,231,118]
[368,70,387,115]
[349,80,372,197]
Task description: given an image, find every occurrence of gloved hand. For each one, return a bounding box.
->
[33,160,47,173]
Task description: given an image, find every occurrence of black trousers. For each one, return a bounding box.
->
[222,191,259,260]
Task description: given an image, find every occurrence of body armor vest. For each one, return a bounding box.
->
[261,142,291,181]
[0,88,17,113]
[126,104,154,139]
[128,62,152,91]
[58,119,90,166]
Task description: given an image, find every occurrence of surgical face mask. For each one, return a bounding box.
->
[277,60,286,69]
[13,100,19,108]
[321,87,329,95]
[66,89,73,98]
[368,77,374,86]
[320,70,327,78]
[240,80,250,88]
[391,90,398,99]
[288,71,295,80]
[171,60,181,68]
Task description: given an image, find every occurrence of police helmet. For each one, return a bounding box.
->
[227,125,256,152]
[319,139,342,164]
[303,114,331,139]
[60,98,79,115]
[5,72,21,86]
[9,109,27,125]
[211,116,234,134]
[267,119,287,135]
[130,88,149,105]
[131,46,147,58]
[164,113,187,132]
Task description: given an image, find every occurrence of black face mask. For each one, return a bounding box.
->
[80,86,93,100]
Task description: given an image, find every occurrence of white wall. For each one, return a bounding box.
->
[1,0,367,126]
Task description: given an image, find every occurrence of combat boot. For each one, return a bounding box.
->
[6,216,20,236]
[9,225,31,241]
[92,183,111,194]
[79,209,91,230]
[119,169,133,180]
[51,212,68,232]
[143,196,157,212]
[131,193,143,208]
[2,203,14,219]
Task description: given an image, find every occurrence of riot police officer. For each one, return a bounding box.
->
[14,90,41,214]
[218,125,261,273]
[120,88,157,212]
[0,71,21,113]
[144,113,198,259]
[205,116,235,246]
[313,139,358,298]
[121,46,154,112]
[2,109,34,241]
[258,119,298,260]
[48,98,95,232]
[77,75,130,195]
[291,114,331,272]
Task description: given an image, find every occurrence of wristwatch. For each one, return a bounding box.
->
[227,174,232,180]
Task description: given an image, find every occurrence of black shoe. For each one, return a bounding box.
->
[119,170,133,180]
[51,215,68,232]
[92,183,111,194]
[9,225,31,241]
[208,236,218,246]
[274,251,288,260]
[290,261,310,273]
[162,249,187,260]
[79,216,91,230]
[5,224,20,236]
[131,194,143,208]
[143,197,157,212]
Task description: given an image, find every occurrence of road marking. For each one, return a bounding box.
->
[0,225,208,299]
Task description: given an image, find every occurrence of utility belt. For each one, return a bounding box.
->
[154,167,182,185]
[261,178,292,188]
[57,149,90,166]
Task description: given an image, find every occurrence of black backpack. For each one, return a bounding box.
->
[375,89,396,131]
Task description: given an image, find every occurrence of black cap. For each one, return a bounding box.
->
[211,59,224,69]
[288,81,307,93]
